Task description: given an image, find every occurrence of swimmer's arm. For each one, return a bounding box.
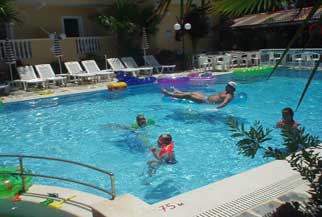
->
[216,95,232,109]
[275,123,281,128]
[275,120,283,128]
[104,123,131,130]
[151,147,161,159]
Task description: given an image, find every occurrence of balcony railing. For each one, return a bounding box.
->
[76,37,101,55]
[0,39,32,61]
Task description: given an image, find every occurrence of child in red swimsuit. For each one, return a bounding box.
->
[275,107,300,129]
[151,134,177,164]
[147,134,177,176]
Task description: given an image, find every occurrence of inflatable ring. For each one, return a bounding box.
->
[0,167,32,198]
[107,82,127,91]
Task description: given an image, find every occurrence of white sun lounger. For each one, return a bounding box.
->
[143,55,176,73]
[106,58,140,76]
[81,60,114,81]
[64,61,97,83]
[121,57,153,76]
[35,64,67,86]
[16,66,47,91]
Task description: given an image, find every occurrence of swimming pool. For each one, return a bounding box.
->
[0,69,321,204]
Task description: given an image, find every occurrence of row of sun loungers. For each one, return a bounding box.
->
[106,56,175,75]
[14,55,176,91]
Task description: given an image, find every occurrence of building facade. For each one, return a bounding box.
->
[0,0,214,67]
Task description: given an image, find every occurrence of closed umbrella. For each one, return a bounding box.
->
[52,33,63,74]
[4,39,16,81]
[141,28,149,65]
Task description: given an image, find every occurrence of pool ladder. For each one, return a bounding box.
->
[0,154,116,199]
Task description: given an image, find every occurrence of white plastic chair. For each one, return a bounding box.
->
[250,52,260,66]
[81,60,114,81]
[121,57,153,76]
[291,53,303,68]
[227,53,239,68]
[303,52,320,67]
[64,61,97,83]
[35,64,67,86]
[16,66,47,90]
[197,56,212,72]
[213,55,230,71]
[143,55,176,74]
[239,53,249,67]
[268,52,283,65]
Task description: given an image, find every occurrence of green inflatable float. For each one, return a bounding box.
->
[233,66,274,77]
[130,119,155,130]
[0,168,32,198]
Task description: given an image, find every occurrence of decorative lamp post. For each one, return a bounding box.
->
[174,0,191,70]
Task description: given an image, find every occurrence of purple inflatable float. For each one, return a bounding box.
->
[157,76,189,85]
[188,72,216,82]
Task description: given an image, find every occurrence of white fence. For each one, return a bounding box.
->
[0,40,32,61]
[76,37,101,55]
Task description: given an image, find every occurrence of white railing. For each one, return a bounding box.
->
[76,37,101,55]
[0,39,32,60]
[259,48,322,67]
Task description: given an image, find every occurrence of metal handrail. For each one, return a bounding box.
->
[0,154,115,199]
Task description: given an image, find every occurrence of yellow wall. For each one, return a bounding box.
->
[150,4,217,55]
[10,1,217,65]
[13,4,110,39]
[22,36,117,65]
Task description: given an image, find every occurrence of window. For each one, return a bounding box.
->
[62,16,83,37]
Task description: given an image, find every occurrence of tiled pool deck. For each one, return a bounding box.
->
[0,71,318,217]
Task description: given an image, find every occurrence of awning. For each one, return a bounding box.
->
[231,6,322,29]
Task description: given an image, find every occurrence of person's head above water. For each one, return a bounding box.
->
[157,134,172,147]
[136,114,147,127]
[226,81,237,93]
[282,107,294,122]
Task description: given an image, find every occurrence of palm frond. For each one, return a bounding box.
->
[0,0,20,23]
[147,0,172,22]
[213,0,282,16]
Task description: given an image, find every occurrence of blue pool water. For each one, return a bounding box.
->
[0,69,321,204]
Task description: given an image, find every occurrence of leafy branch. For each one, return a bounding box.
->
[227,116,322,216]
[227,116,272,158]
